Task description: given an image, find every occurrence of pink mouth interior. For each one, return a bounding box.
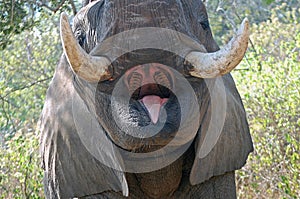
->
[140,95,168,124]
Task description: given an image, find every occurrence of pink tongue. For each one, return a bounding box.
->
[140,95,168,124]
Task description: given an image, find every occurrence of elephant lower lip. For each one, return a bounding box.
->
[139,95,168,124]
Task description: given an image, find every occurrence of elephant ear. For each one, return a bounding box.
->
[39,57,128,198]
[190,74,253,185]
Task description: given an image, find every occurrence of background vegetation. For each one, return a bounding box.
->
[0,0,299,198]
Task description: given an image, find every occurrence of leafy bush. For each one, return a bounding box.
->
[0,14,60,136]
[0,131,43,198]
[206,0,300,45]
[0,14,60,198]
[233,4,300,198]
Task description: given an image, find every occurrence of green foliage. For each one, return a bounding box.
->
[233,5,300,198]
[263,0,275,5]
[0,0,37,50]
[206,0,300,45]
[0,13,61,198]
[0,14,60,136]
[0,0,79,50]
[0,131,43,198]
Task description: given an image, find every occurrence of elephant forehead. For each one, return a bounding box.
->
[83,0,208,41]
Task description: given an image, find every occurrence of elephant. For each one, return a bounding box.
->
[39,0,253,198]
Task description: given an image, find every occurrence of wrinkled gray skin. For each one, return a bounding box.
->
[39,0,253,198]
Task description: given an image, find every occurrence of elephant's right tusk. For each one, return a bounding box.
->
[60,12,112,82]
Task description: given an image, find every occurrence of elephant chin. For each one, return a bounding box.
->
[135,156,183,198]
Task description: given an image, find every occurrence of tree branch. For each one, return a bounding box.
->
[69,0,77,15]
[0,77,51,133]
[24,154,33,199]
[0,95,17,133]
[232,5,263,71]
[36,0,67,13]
[3,77,52,99]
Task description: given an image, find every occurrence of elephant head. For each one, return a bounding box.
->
[39,0,253,198]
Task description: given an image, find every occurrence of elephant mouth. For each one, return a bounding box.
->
[121,84,181,152]
[132,83,170,124]
[125,63,175,126]
[139,95,168,124]
[128,83,179,127]
[93,63,181,152]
